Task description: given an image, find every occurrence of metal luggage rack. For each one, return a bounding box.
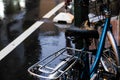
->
[28,47,91,80]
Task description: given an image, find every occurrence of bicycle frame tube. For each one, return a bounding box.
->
[90,17,110,77]
[107,30,120,65]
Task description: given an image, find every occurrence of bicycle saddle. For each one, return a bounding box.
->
[65,27,99,39]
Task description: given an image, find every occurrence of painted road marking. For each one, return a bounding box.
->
[43,2,65,18]
[0,21,44,61]
[0,1,65,61]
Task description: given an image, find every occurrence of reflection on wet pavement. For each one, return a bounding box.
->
[0,0,119,80]
[39,21,68,59]
[0,0,66,80]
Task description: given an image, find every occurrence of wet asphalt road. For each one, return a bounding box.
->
[0,0,120,80]
[0,0,70,80]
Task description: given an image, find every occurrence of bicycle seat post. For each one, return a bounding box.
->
[75,37,90,80]
[82,38,91,80]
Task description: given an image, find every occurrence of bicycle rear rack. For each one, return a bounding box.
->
[28,47,84,79]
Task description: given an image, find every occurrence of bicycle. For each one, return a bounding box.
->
[65,0,120,79]
[28,0,120,80]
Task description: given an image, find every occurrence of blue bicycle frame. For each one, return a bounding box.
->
[90,17,110,77]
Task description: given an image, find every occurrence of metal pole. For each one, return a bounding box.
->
[74,0,89,27]
[74,0,89,49]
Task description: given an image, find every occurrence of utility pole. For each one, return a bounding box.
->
[73,0,89,49]
[74,0,89,27]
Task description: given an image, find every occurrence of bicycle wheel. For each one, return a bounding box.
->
[100,30,120,75]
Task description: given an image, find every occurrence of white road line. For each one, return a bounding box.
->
[0,2,64,61]
[0,21,44,60]
[43,2,65,18]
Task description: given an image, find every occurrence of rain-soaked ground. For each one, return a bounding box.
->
[0,0,70,80]
[0,0,120,80]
